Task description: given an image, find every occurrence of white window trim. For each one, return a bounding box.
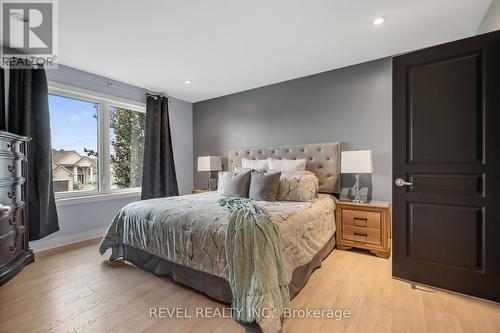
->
[48,82,146,201]
[55,190,141,206]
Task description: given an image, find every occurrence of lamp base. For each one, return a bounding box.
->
[351,173,364,203]
[207,171,219,191]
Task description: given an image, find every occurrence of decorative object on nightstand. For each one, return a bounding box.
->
[341,150,373,203]
[197,156,222,191]
[335,200,391,258]
[192,189,209,194]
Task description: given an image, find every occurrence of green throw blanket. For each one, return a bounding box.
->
[219,197,290,324]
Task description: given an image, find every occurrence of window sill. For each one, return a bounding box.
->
[55,191,141,207]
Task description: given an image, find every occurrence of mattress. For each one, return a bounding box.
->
[99,192,336,298]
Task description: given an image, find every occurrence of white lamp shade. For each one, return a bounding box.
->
[341,150,373,174]
[197,156,222,172]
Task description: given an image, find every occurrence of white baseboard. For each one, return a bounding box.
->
[29,227,107,253]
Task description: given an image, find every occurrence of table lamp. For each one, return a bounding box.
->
[341,150,373,203]
[197,156,222,190]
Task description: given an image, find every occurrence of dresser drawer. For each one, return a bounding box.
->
[0,207,26,236]
[0,184,24,206]
[0,137,26,156]
[342,225,381,245]
[0,156,24,179]
[0,230,25,268]
[342,209,381,229]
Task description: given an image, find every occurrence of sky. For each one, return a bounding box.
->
[49,94,98,155]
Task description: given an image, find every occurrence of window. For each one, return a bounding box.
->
[48,84,146,198]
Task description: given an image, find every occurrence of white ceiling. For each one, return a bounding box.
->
[58,0,492,102]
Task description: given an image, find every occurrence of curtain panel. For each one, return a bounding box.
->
[8,66,59,240]
[141,94,179,199]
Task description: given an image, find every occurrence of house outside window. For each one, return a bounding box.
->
[52,150,97,192]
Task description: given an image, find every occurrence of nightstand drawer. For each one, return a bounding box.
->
[342,209,381,229]
[343,225,381,245]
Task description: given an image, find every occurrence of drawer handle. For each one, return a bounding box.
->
[8,191,16,199]
[354,217,368,227]
[8,216,16,225]
[7,142,13,149]
[9,243,17,252]
[8,164,16,173]
[354,232,368,243]
[354,231,367,237]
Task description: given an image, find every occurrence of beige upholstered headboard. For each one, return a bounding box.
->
[228,142,341,193]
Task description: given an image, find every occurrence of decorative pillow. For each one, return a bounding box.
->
[241,158,269,170]
[268,158,307,171]
[218,171,251,198]
[217,171,236,194]
[249,171,281,202]
[277,171,319,202]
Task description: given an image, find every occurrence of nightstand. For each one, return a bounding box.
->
[335,200,391,258]
[192,189,209,194]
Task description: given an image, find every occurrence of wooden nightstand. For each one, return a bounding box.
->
[335,201,391,258]
[192,189,209,194]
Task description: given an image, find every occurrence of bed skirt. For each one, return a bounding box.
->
[109,234,336,303]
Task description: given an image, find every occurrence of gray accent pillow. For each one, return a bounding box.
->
[249,171,282,202]
[222,171,251,198]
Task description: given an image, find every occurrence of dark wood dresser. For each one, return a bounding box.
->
[0,131,33,285]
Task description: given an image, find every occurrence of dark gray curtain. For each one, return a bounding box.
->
[0,67,5,129]
[141,94,179,199]
[8,66,59,240]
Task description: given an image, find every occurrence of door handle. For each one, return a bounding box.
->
[395,178,413,187]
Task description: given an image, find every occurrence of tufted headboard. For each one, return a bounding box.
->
[228,142,341,194]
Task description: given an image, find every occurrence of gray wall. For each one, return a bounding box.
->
[168,97,193,195]
[193,58,392,201]
[477,0,500,34]
[29,65,193,249]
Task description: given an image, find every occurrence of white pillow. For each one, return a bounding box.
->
[241,158,269,170]
[268,158,307,171]
[233,166,268,173]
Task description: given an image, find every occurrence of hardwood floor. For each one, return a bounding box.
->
[1,239,499,333]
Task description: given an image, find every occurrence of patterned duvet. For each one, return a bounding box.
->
[99,191,336,282]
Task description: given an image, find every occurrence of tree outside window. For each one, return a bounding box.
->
[109,107,145,189]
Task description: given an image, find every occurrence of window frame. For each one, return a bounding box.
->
[48,82,146,201]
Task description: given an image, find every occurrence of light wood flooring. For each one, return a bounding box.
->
[0,239,499,333]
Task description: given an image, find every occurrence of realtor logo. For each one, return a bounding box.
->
[1,0,58,68]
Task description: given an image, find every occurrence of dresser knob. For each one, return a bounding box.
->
[9,243,17,252]
[8,191,16,199]
[8,164,16,172]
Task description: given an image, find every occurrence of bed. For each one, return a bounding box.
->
[99,142,341,303]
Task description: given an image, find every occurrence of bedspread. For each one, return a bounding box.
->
[99,191,336,283]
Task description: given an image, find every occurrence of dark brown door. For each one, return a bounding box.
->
[392,30,500,302]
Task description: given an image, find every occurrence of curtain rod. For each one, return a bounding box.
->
[145,92,172,103]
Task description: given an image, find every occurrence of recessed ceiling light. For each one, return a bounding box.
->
[184,80,192,85]
[373,16,387,26]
